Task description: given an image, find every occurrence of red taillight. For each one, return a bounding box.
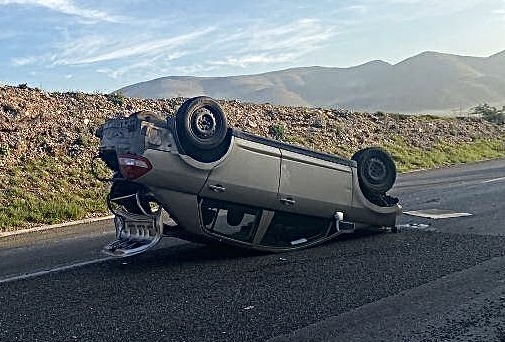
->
[118,154,152,180]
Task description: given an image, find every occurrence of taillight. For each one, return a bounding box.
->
[118,154,152,180]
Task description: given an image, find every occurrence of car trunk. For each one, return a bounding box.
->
[96,111,169,173]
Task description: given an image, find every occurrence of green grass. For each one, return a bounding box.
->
[0,156,109,231]
[384,136,505,172]
[1,195,86,228]
[269,123,288,140]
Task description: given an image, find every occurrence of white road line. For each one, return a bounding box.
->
[482,177,505,184]
[0,257,114,284]
[404,209,472,219]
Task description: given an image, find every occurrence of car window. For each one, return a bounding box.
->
[200,199,261,243]
[260,212,330,248]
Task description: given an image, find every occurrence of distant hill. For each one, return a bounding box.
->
[117,50,505,114]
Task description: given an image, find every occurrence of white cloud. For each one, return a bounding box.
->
[211,18,336,68]
[0,31,19,40]
[96,51,188,79]
[53,28,214,65]
[11,56,40,65]
[378,0,424,3]
[210,53,299,68]
[172,64,219,76]
[356,0,484,21]
[0,0,123,22]
[345,4,368,14]
[88,18,337,80]
[494,0,505,17]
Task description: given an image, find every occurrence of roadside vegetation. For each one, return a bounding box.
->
[471,103,505,125]
[1,85,504,231]
[384,136,505,172]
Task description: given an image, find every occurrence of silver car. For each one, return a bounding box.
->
[94,96,401,257]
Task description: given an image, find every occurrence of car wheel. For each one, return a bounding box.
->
[175,96,229,162]
[352,147,396,194]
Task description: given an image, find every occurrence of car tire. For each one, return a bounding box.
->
[175,96,230,163]
[352,147,396,194]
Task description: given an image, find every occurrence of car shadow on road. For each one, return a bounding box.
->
[101,228,387,273]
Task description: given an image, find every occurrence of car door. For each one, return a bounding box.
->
[199,137,281,209]
[276,149,353,217]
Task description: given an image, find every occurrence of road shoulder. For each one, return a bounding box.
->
[269,255,505,342]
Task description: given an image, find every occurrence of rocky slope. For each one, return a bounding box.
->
[1,84,504,230]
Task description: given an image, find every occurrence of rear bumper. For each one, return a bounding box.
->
[103,192,163,257]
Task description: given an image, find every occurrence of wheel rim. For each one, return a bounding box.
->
[366,157,387,183]
[192,108,217,139]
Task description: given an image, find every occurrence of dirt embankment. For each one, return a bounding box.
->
[0,84,504,229]
[1,84,503,166]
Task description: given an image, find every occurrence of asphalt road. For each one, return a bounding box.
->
[1,159,505,342]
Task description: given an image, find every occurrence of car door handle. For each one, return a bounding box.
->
[280,197,296,205]
[208,184,226,193]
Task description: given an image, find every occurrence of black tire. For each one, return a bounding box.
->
[175,96,229,162]
[352,147,396,194]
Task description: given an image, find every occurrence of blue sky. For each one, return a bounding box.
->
[1,0,504,93]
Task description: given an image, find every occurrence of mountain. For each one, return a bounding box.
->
[117,50,505,114]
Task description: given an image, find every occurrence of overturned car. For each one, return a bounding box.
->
[94,97,401,257]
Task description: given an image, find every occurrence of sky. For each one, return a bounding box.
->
[1,0,504,93]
